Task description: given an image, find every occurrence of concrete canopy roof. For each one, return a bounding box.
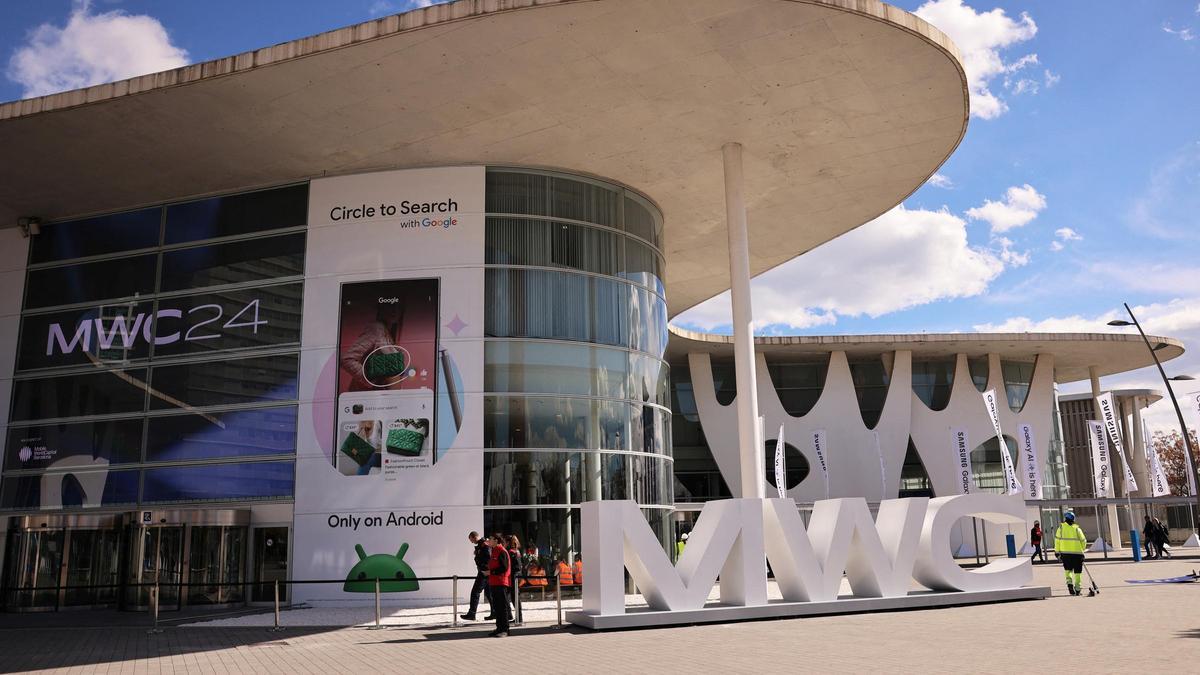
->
[665,327,1187,384]
[0,0,967,318]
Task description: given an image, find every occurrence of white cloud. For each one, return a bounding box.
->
[6,1,188,99]
[1050,227,1081,252]
[674,204,1006,331]
[929,173,954,189]
[965,183,1047,233]
[914,0,1040,119]
[1043,69,1061,88]
[369,0,436,16]
[1129,142,1200,241]
[1163,24,1196,41]
[993,236,1030,266]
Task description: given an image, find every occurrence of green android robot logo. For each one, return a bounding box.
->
[343,542,420,592]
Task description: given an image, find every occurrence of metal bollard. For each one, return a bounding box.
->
[452,575,459,627]
[147,582,162,634]
[373,577,382,629]
[273,580,281,631]
[515,575,522,626]
[555,574,562,627]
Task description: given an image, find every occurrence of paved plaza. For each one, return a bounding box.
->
[1,557,1196,674]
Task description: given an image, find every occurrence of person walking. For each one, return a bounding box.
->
[460,531,491,621]
[486,534,512,638]
[1030,521,1046,563]
[507,534,523,624]
[1142,516,1158,559]
[1153,518,1171,559]
[1053,512,1088,596]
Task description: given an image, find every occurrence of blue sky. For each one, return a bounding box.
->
[2,0,1199,431]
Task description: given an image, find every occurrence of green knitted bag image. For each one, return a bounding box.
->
[339,431,376,466]
[386,428,426,456]
[364,351,408,381]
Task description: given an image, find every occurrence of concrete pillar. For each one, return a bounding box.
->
[1128,397,1149,498]
[722,142,763,499]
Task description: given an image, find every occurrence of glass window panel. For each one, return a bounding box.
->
[912,359,955,411]
[622,238,665,295]
[485,171,621,227]
[0,470,138,510]
[150,283,303,358]
[629,355,670,407]
[767,361,828,417]
[142,461,294,503]
[483,396,630,451]
[18,301,157,371]
[485,217,621,276]
[630,404,672,457]
[849,359,890,429]
[484,341,627,399]
[9,369,147,421]
[968,357,989,392]
[624,194,658,245]
[1001,360,1035,412]
[485,269,629,347]
[160,233,305,291]
[164,184,308,244]
[483,507,583,567]
[30,208,161,264]
[25,254,157,309]
[5,419,143,469]
[146,407,297,462]
[149,354,298,410]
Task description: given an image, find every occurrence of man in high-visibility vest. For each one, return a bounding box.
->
[1054,512,1088,596]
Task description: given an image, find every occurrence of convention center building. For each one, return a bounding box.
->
[0,0,1187,611]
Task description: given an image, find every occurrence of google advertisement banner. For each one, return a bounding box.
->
[292,167,485,605]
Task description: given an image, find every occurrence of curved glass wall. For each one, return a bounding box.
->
[970,436,1019,493]
[483,168,671,560]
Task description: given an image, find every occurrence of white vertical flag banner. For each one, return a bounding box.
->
[1095,392,1137,493]
[981,389,1022,495]
[1142,419,1171,497]
[811,429,830,499]
[873,431,885,497]
[774,424,787,499]
[1087,420,1114,498]
[1017,423,1042,500]
[952,427,974,495]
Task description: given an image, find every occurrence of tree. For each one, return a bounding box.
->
[1151,430,1200,496]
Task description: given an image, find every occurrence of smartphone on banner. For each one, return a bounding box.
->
[333,278,439,476]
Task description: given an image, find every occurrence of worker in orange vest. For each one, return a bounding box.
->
[556,558,575,587]
[573,554,583,587]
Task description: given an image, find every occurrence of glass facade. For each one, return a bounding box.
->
[912,358,955,411]
[4,184,306,512]
[482,169,671,559]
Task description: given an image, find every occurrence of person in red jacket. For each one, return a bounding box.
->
[486,534,512,637]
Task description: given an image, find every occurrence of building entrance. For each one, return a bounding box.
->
[2,509,252,612]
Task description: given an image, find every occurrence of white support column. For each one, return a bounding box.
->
[722,142,763,499]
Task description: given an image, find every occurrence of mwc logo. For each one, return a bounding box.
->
[580,494,1032,617]
[45,300,266,356]
[18,446,32,463]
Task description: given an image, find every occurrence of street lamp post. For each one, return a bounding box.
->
[1108,303,1200,535]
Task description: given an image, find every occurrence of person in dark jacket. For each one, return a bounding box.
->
[486,534,512,637]
[1142,516,1158,559]
[507,535,523,624]
[460,531,492,621]
[1153,518,1172,558]
[1030,521,1046,563]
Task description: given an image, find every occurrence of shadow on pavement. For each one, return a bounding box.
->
[367,623,587,644]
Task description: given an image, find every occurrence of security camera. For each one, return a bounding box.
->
[17,217,41,238]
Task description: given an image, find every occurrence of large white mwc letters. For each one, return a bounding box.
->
[574,494,1041,628]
